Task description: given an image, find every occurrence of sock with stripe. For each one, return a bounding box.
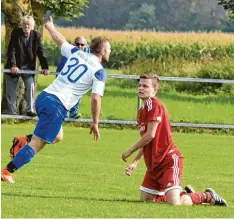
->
[187,192,212,205]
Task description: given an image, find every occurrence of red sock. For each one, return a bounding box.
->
[205,192,212,203]
[154,195,167,203]
[187,192,212,205]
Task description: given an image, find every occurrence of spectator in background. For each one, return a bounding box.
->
[5,15,50,116]
[56,36,90,119]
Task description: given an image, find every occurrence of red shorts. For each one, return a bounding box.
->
[141,150,184,194]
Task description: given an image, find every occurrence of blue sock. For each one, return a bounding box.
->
[8,145,36,172]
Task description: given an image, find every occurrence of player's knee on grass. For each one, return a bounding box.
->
[165,188,181,205]
[140,191,155,201]
[180,194,193,206]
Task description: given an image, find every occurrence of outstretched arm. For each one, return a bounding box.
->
[44,16,66,47]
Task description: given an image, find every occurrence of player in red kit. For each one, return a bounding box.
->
[122,73,227,207]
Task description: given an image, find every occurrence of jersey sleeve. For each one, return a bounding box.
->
[92,68,107,96]
[145,99,163,124]
[61,41,79,58]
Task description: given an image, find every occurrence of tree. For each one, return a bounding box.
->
[155,0,194,31]
[124,3,160,31]
[218,0,234,19]
[31,0,233,31]
[1,0,88,115]
[188,0,230,31]
[56,0,143,29]
[154,0,232,31]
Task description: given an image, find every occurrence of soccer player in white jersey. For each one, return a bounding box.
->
[1,16,111,184]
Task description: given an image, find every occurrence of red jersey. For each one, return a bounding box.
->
[137,97,179,170]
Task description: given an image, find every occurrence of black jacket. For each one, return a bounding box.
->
[5,28,49,71]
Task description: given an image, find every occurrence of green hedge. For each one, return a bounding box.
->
[122,57,234,94]
[108,42,234,68]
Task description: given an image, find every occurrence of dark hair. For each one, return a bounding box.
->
[90,36,109,54]
[140,73,160,89]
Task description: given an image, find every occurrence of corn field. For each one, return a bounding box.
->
[1,25,234,45]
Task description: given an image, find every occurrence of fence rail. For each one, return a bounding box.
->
[2,69,234,84]
[1,69,234,129]
[2,115,234,129]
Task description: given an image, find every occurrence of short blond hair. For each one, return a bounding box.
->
[20,15,35,30]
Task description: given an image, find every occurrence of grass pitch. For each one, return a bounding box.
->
[1,124,234,218]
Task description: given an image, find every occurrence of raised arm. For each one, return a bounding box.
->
[44,16,66,47]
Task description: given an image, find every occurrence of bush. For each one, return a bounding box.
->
[43,41,60,66]
[123,57,234,95]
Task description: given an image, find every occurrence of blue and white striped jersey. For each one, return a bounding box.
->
[44,42,106,110]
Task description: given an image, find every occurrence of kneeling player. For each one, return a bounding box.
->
[121,73,227,207]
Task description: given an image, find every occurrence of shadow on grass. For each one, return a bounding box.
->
[2,192,145,203]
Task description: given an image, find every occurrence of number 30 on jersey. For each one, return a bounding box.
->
[61,57,88,83]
